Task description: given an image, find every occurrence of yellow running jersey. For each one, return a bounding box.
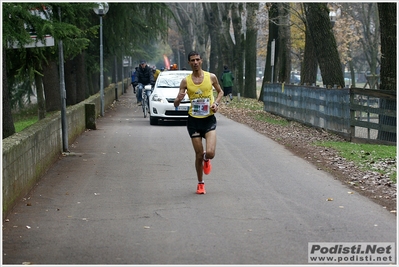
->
[186,71,215,118]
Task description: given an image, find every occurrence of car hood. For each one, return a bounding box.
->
[154,87,180,98]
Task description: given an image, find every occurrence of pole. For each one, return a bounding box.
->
[100,15,104,116]
[121,55,124,96]
[114,55,118,101]
[58,7,69,152]
[271,39,275,83]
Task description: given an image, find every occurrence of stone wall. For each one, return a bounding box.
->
[2,83,124,217]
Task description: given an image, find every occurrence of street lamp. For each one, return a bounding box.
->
[93,2,109,117]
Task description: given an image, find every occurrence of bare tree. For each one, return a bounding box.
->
[301,20,318,85]
[42,60,61,112]
[202,3,222,75]
[262,3,279,85]
[168,3,207,68]
[244,3,259,98]
[231,3,245,95]
[277,3,291,83]
[3,49,15,138]
[377,3,396,142]
[304,3,344,88]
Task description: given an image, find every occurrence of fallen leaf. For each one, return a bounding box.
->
[339,206,344,208]
[26,226,31,229]
[144,226,150,229]
[326,198,334,201]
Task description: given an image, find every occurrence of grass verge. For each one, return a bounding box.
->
[12,104,57,133]
[13,105,39,132]
[316,141,397,183]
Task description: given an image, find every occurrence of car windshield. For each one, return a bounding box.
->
[157,74,188,88]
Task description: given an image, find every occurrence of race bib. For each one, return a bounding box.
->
[192,98,210,116]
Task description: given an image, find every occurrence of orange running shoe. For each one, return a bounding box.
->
[203,159,211,175]
[196,183,206,194]
[203,151,212,175]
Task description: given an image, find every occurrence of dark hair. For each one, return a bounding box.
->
[224,65,228,70]
[188,51,201,61]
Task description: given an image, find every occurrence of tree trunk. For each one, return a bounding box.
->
[43,60,61,112]
[231,3,245,96]
[348,58,356,88]
[169,3,201,65]
[358,3,380,76]
[203,3,221,75]
[34,72,46,120]
[378,3,396,92]
[170,3,195,65]
[3,49,15,138]
[75,52,88,102]
[277,3,291,83]
[113,55,118,84]
[260,4,278,101]
[244,3,259,99]
[219,3,235,69]
[377,3,396,142]
[301,25,318,85]
[91,72,99,95]
[65,57,77,105]
[305,3,344,88]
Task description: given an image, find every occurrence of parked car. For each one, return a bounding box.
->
[149,70,192,125]
[290,74,300,84]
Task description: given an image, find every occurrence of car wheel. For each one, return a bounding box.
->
[150,116,158,125]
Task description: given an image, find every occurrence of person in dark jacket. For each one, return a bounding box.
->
[131,67,138,94]
[221,65,234,103]
[133,60,155,105]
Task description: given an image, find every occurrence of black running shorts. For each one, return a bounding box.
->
[187,115,217,138]
[223,86,232,96]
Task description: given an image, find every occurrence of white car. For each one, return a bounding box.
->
[149,70,192,125]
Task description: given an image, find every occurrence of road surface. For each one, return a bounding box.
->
[2,92,396,265]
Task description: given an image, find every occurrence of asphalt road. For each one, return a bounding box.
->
[2,91,397,265]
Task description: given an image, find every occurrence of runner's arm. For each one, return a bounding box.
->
[210,73,224,112]
[174,78,187,107]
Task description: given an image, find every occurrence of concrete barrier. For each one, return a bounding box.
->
[2,82,124,217]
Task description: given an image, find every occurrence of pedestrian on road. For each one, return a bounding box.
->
[131,66,138,94]
[221,65,234,104]
[174,51,224,194]
[152,66,161,82]
[133,60,154,105]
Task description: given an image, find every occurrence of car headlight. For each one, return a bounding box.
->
[152,94,164,102]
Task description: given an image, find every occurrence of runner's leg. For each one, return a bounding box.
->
[191,137,204,183]
[204,130,216,160]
